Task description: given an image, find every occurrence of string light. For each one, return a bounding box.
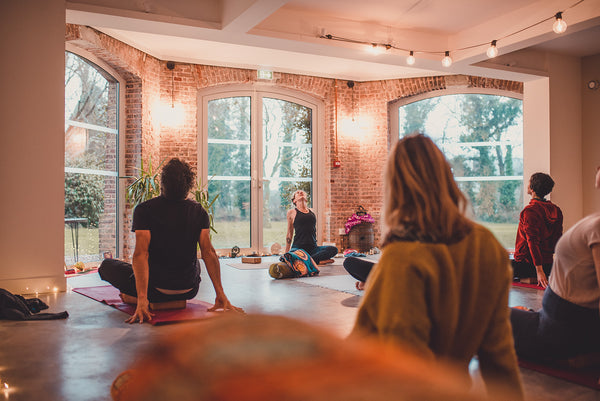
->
[486,40,499,58]
[366,43,384,55]
[441,51,452,67]
[319,0,583,65]
[552,12,568,33]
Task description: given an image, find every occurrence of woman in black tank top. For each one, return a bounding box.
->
[285,190,337,265]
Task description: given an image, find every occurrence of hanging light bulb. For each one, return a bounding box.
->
[441,51,452,67]
[553,12,567,34]
[366,43,383,55]
[486,40,499,58]
[406,51,416,65]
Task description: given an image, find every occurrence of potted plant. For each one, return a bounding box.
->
[123,158,219,238]
[124,158,164,208]
[194,176,219,237]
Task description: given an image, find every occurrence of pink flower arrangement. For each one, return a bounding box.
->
[345,212,375,234]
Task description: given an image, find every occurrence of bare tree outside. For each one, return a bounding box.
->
[399,94,523,248]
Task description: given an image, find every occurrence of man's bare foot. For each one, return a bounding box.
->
[119,293,138,305]
[355,281,365,291]
[318,259,335,266]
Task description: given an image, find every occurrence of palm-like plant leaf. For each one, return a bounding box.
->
[194,176,219,235]
[124,158,165,208]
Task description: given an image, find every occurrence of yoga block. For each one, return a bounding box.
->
[149,300,186,311]
[242,257,262,264]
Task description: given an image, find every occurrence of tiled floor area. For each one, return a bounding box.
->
[1,259,599,401]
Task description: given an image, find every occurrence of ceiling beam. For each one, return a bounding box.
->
[221,0,289,33]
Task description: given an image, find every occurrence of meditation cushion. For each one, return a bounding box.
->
[268,262,295,279]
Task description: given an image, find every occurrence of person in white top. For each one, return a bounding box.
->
[510,166,600,361]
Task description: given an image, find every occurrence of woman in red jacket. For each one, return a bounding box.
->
[512,173,563,288]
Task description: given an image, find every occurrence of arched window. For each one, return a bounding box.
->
[198,85,323,254]
[64,51,121,264]
[390,91,523,248]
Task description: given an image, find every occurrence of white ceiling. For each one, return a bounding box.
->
[66,0,600,82]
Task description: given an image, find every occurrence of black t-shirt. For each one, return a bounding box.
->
[132,196,209,290]
[292,208,317,251]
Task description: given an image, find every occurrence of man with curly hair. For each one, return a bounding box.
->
[99,158,242,323]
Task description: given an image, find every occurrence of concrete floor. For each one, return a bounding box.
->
[1,260,599,401]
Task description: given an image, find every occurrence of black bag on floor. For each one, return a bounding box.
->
[0,288,68,320]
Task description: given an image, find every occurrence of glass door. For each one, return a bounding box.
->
[201,88,318,254]
[206,97,252,249]
[261,97,313,253]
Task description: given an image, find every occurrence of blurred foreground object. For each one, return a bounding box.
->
[111,314,506,401]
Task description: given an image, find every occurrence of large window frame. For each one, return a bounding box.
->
[198,84,325,254]
[389,88,524,248]
[65,44,126,261]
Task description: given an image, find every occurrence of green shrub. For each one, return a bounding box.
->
[64,155,105,227]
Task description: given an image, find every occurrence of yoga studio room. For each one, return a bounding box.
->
[2,0,600,400]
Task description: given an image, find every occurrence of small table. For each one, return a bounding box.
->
[65,217,88,263]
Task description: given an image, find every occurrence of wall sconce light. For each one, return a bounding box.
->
[587,80,599,90]
[347,80,355,122]
[158,61,184,127]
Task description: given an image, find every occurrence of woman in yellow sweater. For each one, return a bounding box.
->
[351,134,523,400]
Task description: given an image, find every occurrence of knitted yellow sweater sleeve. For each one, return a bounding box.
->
[351,243,436,359]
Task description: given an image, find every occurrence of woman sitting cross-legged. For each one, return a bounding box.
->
[350,134,524,400]
[284,190,338,265]
[510,166,600,362]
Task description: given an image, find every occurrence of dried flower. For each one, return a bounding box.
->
[345,213,374,234]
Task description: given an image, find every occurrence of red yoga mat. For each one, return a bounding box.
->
[518,359,600,390]
[72,285,217,325]
[512,281,544,290]
[65,267,99,277]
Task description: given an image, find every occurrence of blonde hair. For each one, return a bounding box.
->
[291,190,307,205]
[383,134,472,245]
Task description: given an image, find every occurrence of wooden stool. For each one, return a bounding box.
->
[149,300,187,311]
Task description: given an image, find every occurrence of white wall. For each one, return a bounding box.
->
[581,54,600,216]
[523,77,551,204]
[547,54,583,229]
[0,0,66,294]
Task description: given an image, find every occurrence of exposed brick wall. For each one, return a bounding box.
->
[66,24,523,258]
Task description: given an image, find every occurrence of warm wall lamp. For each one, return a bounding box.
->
[167,61,176,108]
[347,80,355,122]
[159,61,184,127]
